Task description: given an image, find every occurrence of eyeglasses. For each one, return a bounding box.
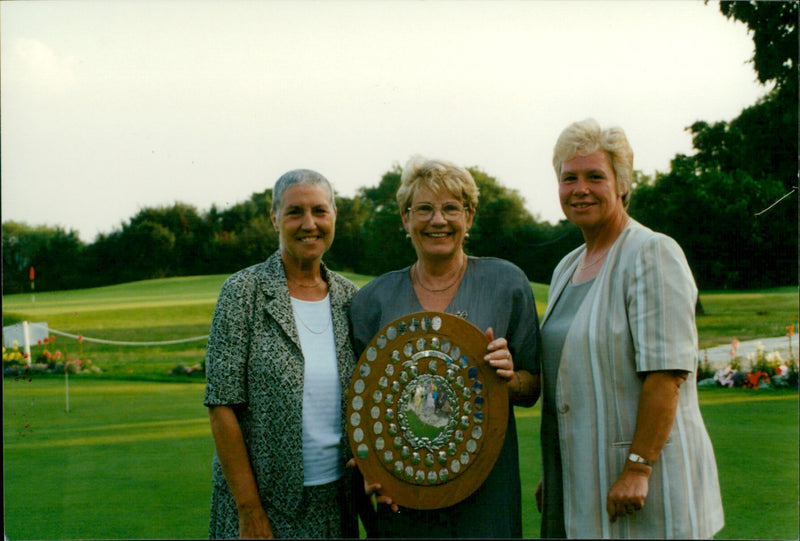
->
[407,202,467,221]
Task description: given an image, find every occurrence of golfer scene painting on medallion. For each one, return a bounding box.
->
[347,312,508,509]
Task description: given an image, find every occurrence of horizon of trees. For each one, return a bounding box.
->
[3,1,796,295]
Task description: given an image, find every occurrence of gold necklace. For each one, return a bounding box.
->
[579,249,609,270]
[286,275,325,288]
[413,255,466,293]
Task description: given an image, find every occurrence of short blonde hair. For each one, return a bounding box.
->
[396,156,479,213]
[552,118,634,208]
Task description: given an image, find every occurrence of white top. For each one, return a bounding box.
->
[291,294,343,486]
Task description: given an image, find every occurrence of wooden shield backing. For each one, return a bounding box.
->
[347,311,508,510]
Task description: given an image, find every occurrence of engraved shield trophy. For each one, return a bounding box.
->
[347,311,508,510]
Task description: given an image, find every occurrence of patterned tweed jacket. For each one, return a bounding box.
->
[204,250,359,519]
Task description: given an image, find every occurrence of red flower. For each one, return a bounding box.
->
[787,325,796,337]
[77,334,84,342]
[744,371,771,389]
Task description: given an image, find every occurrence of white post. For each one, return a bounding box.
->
[22,321,32,366]
[65,365,70,413]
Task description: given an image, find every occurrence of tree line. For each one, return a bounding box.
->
[0,169,587,294]
[3,1,796,295]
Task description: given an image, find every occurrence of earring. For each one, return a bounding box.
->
[406,233,411,239]
[465,232,470,239]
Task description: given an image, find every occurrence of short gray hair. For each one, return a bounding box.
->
[271,169,336,216]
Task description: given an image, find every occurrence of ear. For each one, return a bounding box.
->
[400,209,410,232]
[270,211,278,231]
[465,207,476,229]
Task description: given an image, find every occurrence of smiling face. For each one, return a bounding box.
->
[271,183,336,267]
[558,149,627,234]
[401,185,474,263]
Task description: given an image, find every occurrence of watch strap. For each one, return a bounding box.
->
[628,452,654,467]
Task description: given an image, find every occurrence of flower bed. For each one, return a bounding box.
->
[169,361,205,377]
[3,336,100,377]
[698,326,799,390]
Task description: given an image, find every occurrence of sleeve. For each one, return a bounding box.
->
[507,265,542,374]
[203,274,251,407]
[348,279,384,359]
[628,234,698,373]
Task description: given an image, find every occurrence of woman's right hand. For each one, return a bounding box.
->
[238,503,274,539]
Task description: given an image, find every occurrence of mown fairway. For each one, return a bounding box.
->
[4,380,797,540]
[2,275,798,539]
[3,378,212,539]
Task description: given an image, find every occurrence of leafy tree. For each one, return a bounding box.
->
[123,220,177,279]
[466,167,533,259]
[326,194,371,272]
[2,222,86,293]
[354,167,416,276]
[204,191,278,273]
[630,158,787,288]
[630,1,797,288]
[128,203,210,275]
[719,1,798,93]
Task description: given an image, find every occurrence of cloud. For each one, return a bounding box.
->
[12,38,76,91]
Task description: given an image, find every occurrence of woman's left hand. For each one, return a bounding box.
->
[606,465,650,522]
[346,458,400,513]
[484,327,514,380]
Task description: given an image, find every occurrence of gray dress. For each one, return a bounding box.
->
[349,256,541,538]
[539,278,594,538]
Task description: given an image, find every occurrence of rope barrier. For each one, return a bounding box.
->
[47,328,208,346]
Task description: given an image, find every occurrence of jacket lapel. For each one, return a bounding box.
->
[326,266,357,389]
[262,252,302,351]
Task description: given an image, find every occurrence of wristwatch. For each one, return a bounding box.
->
[628,452,654,467]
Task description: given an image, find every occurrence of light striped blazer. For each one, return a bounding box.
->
[542,219,724,539]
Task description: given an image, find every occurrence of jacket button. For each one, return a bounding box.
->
[558,404,570,414]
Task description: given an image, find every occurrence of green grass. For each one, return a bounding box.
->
[697,388,799,539]
[3,378,213,540]
[696,286,799,348]
[2,275,798,539]
[3,380,797,540]
[516,389,799,540]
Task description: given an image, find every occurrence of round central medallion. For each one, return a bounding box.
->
[397,372,458,451]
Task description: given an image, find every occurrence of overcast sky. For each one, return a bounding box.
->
[1,0,769,242]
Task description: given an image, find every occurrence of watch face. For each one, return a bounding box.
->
[347,311,508,510]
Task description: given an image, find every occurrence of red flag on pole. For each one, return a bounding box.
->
[29,266,35,281]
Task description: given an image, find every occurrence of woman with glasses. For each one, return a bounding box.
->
[349,155,541,538]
